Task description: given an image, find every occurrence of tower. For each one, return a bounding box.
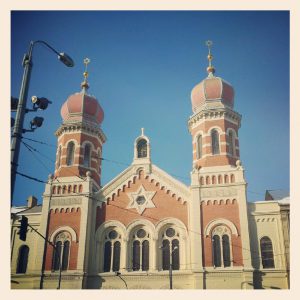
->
[36,59,106,288]
[189,42,253,288]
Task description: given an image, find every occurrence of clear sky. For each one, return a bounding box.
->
[11,11,289,207]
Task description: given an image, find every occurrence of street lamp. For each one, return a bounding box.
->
[160,245,178,289]
[11,40,74,205]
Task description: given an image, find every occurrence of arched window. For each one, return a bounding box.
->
[57,146,62,168]
[51,232,71,271]
[83,144,91,167]
[212,235,221,267]
[211,129,220,155]
[228,130,235,156]
[66,142,75,166]
[131,228,149,271]
[212,225,232,268]
[137,139,147,158]
[102,229,121,272]
[16,245,29,274]
[196,135,202,159]
[161,227,180,271]
[260,237,275,269]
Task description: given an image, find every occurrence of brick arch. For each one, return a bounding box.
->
[204,218,239,237]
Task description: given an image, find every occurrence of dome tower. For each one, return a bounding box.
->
[54,58,106,189]
[189,41,241,169]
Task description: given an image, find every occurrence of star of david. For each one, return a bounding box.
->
[127,184,156,215]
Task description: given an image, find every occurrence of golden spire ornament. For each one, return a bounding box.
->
[205,40,215,76]
[81,57,91,91]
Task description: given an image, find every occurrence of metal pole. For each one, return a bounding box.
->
[11,41,34,205]
[169,249,173,289]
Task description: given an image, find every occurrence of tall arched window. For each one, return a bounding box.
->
[131,228,149,271]
[52,232,71,271]
[57,146,62,168]
[16,245,29,274]
[102,229,121,272]
[66,142,75,166]
[212,225,232,268]
[196,135,202,159]
[137,139,147,158]
[260,237,275,269]
[211,129,220,155]
[161,227,180,271]
[83,144,91,167]
[228,130,235,156]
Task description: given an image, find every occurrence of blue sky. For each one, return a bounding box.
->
[11,11,289,206]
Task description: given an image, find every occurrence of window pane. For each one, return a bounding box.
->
[52,241,62,271]
[103,241,111,272]
[66,142,75,166]
[137,139,147,158]
[133,240,140,271]
[113,241,121,272]
[260,237,275,269]
[142,240,149,271]
[222,235,231,267]
[211,130,220,155]
[62,241,70,271]
[162,239,170,270]
[213,235,221,267]
[83,144,91,167]
[197,135,202,159]
[172,239,180,270]
[16,245,29,274]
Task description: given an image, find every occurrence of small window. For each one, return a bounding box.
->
[83,144,91,167]
[260,237,275,269]
[57,146,62,168]
[137,139,147,158]
[228,130,235,156]
[196,135,202,159]
[16,245,29,274]
[66,142,75,166]
[211,129,220,155]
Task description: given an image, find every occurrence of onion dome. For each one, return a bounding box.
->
[60,58,104,125]
[191,41,234,113]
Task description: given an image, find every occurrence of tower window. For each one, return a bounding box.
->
[83,144,91,167]
[211,129,220,155]
[137,139,147,158]
[57,146,62,168]
[260,236,275,269]
[16,245,29,274]
[51,232,71,271]
[196,135,202,159]
[228,130,235,156]
[66,142,75,166]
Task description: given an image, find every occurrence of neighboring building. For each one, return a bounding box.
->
[11,46,290,289]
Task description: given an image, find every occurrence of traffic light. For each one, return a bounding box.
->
[18,216,28,241]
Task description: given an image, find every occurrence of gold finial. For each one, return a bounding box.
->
[205,40,215,76]
[81,57,91,91]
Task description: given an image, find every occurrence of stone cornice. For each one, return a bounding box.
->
[188,107,242,132]
[55,121,106,144]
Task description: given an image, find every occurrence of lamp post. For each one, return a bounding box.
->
[11,40,74,205]
[160,245,178,289]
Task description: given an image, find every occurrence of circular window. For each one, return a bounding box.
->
[166,228,175,238]
[136,229,146,238]
[136,196,146,205]
[108,230,118,239]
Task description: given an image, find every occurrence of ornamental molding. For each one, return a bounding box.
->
[188,108,241,132]
[55,122,106,144]
[50,197,82,207]
[126,184,156,215]
[100,164,190,204]
[201,187,238,199]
